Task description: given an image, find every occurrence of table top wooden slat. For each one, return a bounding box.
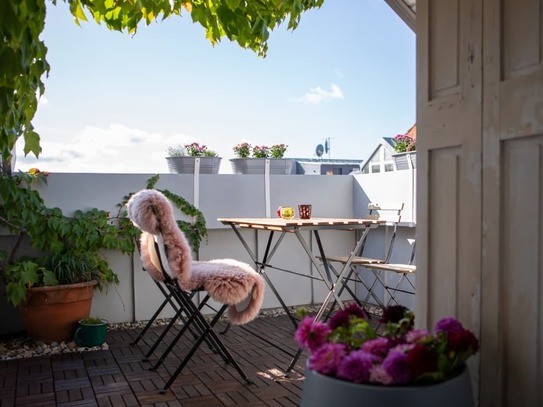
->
[218,217,382,230]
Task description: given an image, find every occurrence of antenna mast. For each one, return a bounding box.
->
[324,137,331,158]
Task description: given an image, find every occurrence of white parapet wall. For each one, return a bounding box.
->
[6,171,416,323]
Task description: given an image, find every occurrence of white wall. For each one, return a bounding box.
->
[11,171,416,323]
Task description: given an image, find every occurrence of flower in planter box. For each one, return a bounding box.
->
[295,304,479,385]
[232,142,289,159]
[270,143,288,158]
[167,142,218,157]
[252,145,270,158]
[233,142,252,158]
[392,134,416,153]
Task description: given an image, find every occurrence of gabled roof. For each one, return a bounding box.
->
[405,123,417,139]
[360,124,416,172]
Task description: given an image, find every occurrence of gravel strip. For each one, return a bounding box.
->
[0,302,379,361]
[0,306,307,361]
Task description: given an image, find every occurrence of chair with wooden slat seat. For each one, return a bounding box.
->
[362,238,416,309]
[320,202,404,313]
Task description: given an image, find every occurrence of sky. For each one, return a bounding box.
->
[15,0,416,174]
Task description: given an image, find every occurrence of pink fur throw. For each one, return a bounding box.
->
[127,189,265,325]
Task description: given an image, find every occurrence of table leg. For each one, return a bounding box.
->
[293,230,345,310]
[228,225,298,328]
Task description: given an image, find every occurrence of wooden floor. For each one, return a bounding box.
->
[0,314,308,407]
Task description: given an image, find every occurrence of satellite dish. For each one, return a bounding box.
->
[316,144,324,157]
[324,139,330,154]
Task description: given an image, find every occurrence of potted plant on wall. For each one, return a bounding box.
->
[0,171,138,343]
[392,133,416,170]
[166,142,222,174]
[230,142,294,174]
[296,304,478,407]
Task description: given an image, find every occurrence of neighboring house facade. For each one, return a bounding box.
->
[360,139,397,174]
[360,124,417,174]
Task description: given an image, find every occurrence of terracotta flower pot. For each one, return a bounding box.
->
[20,281,98,343]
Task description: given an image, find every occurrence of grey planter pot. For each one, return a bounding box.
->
[166,156,222,174]
[393,152,417,170]
[301,365,474,407]
[230,158,294,175]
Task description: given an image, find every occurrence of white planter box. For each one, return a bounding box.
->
[393,152,417,170]
[230,158,295,174]
[166,157,222,174]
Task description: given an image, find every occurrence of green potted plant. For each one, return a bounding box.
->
[74,316,108,347]
[230,143,294,174]
[166,142,222,174]
[0,171,138,343]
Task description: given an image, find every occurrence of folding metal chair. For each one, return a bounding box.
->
[127,189,265,393]
[322,202,404,314]
[129,234,187,349]
[363,238,416,309]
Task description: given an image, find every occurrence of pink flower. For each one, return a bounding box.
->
[329,303,366,330]
[406,329,430,343]
[406,343,438,378]
[369,364,394,385]
[382,348,413,384]
[294,316,331,352]
[361,337,391,358]
[336,350,376,383]
[435,317,463,334]
[447,329,479,354]
[308,343,346,376]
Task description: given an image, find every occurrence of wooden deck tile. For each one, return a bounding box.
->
[1,314,307,406]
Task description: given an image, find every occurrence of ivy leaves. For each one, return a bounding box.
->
[0,0,48,170]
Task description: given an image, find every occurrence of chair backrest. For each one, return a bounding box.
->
[144,233,174,280]
[361,202,404,262]
[127,189,193,288]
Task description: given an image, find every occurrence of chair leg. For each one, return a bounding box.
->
[140,289,207,362]
[149,291,224,370]
[359,268,386,310]
[322,265,359,320]
[383,273,416,307]
[160,288,252,393]
[131,282,179,346]
[322,262,386,320]
[143,306,185,362]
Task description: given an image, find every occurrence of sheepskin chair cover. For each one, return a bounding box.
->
[127,189,265,325]
[127,189,193,289]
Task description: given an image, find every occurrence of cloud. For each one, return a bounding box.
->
[15,124,196,173]
[296,84,344,104]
